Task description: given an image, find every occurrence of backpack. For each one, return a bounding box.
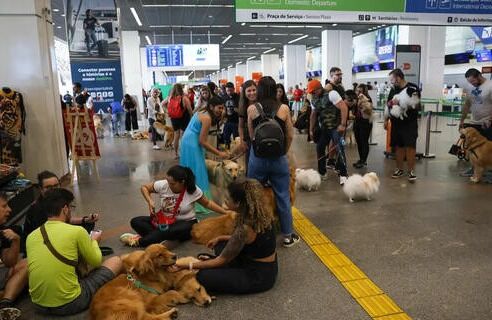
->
[167,96,184,119]
[252,103,285,158]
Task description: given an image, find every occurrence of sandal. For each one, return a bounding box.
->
[197,253,216,261]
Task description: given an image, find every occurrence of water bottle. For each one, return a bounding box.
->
[340,137,346,146]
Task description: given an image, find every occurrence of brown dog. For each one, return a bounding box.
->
[460,127,492,183]
[153,114,174,149]
[191,165,296,245]
[89,244,179,320]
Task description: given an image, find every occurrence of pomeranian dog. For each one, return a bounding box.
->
[385,86,420,120]
[342,172,380,202]
[295,168,321,192]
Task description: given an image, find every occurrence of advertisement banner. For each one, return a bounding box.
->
[65,0,123,114]
[235,0,492,25]
[62,109,101,159]
[395,45,421,86]
[376,26,397,62]
[146,44,220,70]
[71,60,123,113]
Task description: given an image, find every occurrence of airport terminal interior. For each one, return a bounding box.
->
[0,0,492,319]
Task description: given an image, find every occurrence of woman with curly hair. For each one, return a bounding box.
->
[173,178,278,294]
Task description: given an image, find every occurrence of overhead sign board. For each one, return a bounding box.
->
[236,0,492,25]
[146,44,220,71]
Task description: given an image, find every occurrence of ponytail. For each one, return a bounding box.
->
[167,165,197,194]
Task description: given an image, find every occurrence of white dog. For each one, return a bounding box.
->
[385,86,420,120]
[342,172,380,202]
[295,168,321,192]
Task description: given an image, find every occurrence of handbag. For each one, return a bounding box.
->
[151,190,185,231]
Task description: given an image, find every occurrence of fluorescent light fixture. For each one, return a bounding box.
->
[145,35,152,45]
[228,65,233,68]
[61,14,65,17]
[305,25,323,28]
[221,34,232,44]
[150,25,229,28]
[57,26,62,29]
[239,33,257,36]
[236,61,243,65]
[332,23,338,26]
[188,71,194,77]
[247,56,256,60]
[241,22,246,26]
[53,8,60,12]
[144,4,233,7]
[288,34,308,44]
[130,7,142,26]
[263,48,276,54]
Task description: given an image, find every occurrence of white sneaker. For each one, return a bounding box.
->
[152,145,161,150]
[339,176,348,185]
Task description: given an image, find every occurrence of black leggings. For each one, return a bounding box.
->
[354,119,373,163]
[130,216,197,247]
[125,109,139,131]
[196,241,278,294]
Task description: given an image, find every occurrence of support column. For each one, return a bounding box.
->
[121,31,144,113]
[236,64,247,79]
[0,0,68,179]
[398,26,445,99]
[283,45,306,90]
[246,60,262,79]
[261,54,281,82]
[220,70,228,82]
[227,68,236,83]
[321,30,353,89]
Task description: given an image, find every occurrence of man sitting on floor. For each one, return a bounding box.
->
[0,192,27,320]
[26,188,121,316]
[21,171,99,253]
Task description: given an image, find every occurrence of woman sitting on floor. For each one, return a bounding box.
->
[120,165,232,248]
[173,178,278,294]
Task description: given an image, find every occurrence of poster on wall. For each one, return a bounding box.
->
[306,47,321,72]
[395,45,421,86]
[54,38,73,95]
[376,26,397,61]
[64,0,123,112]
[235,0,492,25]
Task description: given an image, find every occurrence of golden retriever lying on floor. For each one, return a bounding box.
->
[460,127,492,183]
[191,164,296,245]
[89,244,211,320]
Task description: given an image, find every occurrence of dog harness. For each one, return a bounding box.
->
[126,274,161,295]
[462,135,486,160]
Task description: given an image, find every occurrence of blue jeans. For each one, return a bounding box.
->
[316,127,348,176]
[247,149,293,236]
[223,122,239,147]
[112,112,125,135]
[85,29,97,53]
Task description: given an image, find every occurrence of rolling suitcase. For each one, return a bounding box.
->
[95,26,109,57]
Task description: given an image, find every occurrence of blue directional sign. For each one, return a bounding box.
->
[146,45,184,68]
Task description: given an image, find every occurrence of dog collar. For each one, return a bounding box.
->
[126,274,161,295]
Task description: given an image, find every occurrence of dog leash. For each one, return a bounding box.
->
[126,274,162,295]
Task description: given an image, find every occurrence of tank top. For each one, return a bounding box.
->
[241,227,276,259]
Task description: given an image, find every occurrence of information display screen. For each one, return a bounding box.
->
[236,0,492,25]
[146,44,220,70]
[475,50,492,62]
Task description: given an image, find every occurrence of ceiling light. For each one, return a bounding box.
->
[221,34,232,44]
[61,14,65,17]
[145,35,152,45]
[53,8,60,12]
[382,24,387,27]
[241,22,246,26]
[208,15,213,18]
[188,71,194,77]
[236,61,243,65]
[150,25,229,28]
[130,7,142,26]
[57,26,62,29]
[288,34,308,44]
[228,65,233,68]
[239,33,257,36]
[305,26,323,28]
[247,56,256,60]
[332,23,338,26]
[263,48,276,54]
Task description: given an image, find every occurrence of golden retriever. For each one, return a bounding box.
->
[460,127,492,183]
[153,113,174,149]
[206,159,245,205]
[191,165,296,245]
[93,114,105,139]
[89,244,179,320]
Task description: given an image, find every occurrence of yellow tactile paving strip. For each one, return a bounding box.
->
[292,207,411,320]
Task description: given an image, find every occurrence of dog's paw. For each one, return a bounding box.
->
[470,177,480,183]
[169,308,178,319]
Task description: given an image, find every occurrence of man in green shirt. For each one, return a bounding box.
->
[26,188,121,316]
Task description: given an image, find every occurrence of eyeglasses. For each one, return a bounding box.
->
[334,73,343,76]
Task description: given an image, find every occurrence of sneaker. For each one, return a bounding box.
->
[353,161,367,169]
[459,167,474,177]
[114,133,120,137]
[152,145,161,150]
[408,171,417,182]
[321,173,328,181]
[339,176,348,185]
[283,233,300,248]
[0,307,21,320]
[391,169,405,179]
[326,159,336,170]
[119,233,141,247]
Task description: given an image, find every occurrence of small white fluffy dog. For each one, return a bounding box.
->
[295,169,321,192]
[385,86,420,120]
[342,172,380,202]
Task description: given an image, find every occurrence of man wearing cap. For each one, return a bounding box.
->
[308,79,349,185]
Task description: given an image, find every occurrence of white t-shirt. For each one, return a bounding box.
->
[468,79,492,125]
[147,96,161,120]
[153,180,203,221]
[312,90,342,111]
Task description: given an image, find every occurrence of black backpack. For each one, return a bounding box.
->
[252,103,285,158]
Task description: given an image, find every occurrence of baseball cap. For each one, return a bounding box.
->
[307,80,322,94]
